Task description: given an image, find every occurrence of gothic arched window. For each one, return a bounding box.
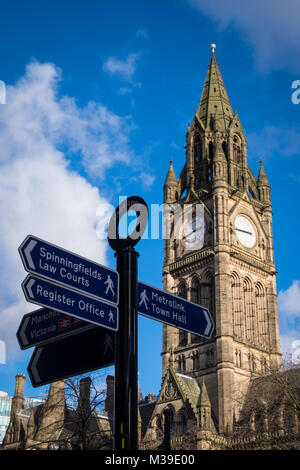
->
[233,134,241,163]
[255,283,269,348]
[243,277,255,344]
[177,282,188,346]
[232,272,244,341]
[176,411,188,435]
[194,134,202,163]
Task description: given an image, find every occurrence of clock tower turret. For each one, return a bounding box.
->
[161,45,281,433]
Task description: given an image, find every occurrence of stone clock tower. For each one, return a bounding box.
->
[161,45,281,433]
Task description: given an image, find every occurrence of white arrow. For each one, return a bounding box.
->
[26,278,36,300]
[24,239,37,270]
[19,316,30,346]
[203,309,213,336]
[31,347,42,384]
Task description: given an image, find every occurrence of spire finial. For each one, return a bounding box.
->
[210,43,216,54]
[259,158,263,166]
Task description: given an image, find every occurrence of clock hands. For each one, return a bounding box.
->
[235,228,253,236]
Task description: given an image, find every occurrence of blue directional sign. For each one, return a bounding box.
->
[22,275,119,332]
[19,235,119,305]
[17,307,95,350]
[137,281,214,339]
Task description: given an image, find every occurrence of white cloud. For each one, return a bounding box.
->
[278,280,300,316]
[188,0,300,72]
[102,52,141,83]
[129,172,156,191]
[0,61,135,358]
[247,125,300,161]
[278,281,300,361]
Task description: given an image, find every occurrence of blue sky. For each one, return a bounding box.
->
[0,0,300,400]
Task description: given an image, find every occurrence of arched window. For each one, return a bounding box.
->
[194,134,202,163]
[232,272,244,340]
[176,411,188,435]
[190,277,200,304]
[255,283,268,348]
[178,282,188,346]
[243,277,255,344]
[190,275,214,343]
[233,135,241,163]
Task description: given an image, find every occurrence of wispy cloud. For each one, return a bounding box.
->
[136,28,149,40]
[102,52,141,84]
[188,0,300,73]
[129,172,156,191]
[247,125,300,161]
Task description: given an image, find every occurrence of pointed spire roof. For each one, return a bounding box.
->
[197,377,211,409]
[197,44,233,131]
[257,159,270,187]
[164,159,177,187]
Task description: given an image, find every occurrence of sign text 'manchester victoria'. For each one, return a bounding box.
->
[17,307,94,350]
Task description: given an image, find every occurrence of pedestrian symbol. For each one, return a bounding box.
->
[104,275,115,296]
[139,289,149,310]
[108,310,115,323]
[104,333,114,355]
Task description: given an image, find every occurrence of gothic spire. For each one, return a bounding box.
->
[164,159,177,187]
[197,44,233,131]
[257,159,270,187]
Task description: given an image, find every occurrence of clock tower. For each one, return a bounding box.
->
[162,45,281,433]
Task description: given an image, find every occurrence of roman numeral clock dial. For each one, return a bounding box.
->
[234,215,257,249]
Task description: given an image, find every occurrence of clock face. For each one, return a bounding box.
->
[234,215,256,248]
[181,215,205,250]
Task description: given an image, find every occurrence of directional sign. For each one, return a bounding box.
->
[19,235,119,305]
[17,308,95,350]
[22,275,119,331]
[28,327,115,387]
[137,281,214,339]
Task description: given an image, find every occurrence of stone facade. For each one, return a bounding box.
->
[141,45,299,450]
[2,374,112,450]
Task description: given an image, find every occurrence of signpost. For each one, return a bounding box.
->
[28,327,115,387]
[108,196,149,451]
[22,274,119,331]
[17,195,214,451]
[19,234,119,305]
[137,281,214,339]
[17,308,94,350]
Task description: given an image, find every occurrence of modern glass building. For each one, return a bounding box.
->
[0,390,45,443]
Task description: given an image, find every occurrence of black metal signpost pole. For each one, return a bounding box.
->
[163,408,172,451]
[114,247,139,450]
[108,196,148,451]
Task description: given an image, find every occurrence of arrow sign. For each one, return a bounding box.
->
[17,308,95,350]
[137,281,214,339]
[19,235,119,305]
[22,275,119,331]
[28,326,115,387]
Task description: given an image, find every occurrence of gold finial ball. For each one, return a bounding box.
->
[210,43,216,53]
